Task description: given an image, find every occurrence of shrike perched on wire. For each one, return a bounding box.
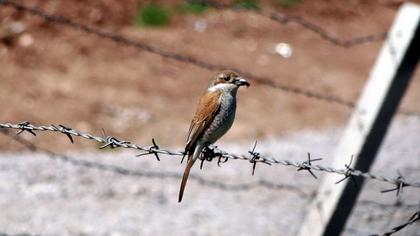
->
[179,70,250,202]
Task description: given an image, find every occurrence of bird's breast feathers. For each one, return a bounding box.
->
[194,90,223,122]
[185,89,222,151]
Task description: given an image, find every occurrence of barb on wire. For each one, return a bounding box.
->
[381,171,408,196]
[248,140,271,176]
[217,155,229,167]
[297,152,321,179]
[4,0,419,118]
[52,124,74,143]
[16,121,36,136]
[248,140,260,176]
[150,138,161,161]
[335,155,358,187]
[135,138,161,161]
[100,136,129,149]
[199,145,225,169]
[2,122,420,193]
[0,128,308,197]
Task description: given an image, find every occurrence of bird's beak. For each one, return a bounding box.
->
[235,77,250,87]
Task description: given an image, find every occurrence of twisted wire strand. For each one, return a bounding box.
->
[0,128,308,196]
[264,11,387,48]
[196,0,387,48]
[1,122,420,190]
[370,208,420,236]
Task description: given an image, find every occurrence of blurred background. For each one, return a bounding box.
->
[1,0,419,150]
[0,0,419,235]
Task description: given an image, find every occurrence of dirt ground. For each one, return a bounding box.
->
[0,0,419,152]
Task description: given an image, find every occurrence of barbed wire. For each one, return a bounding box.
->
[359,200,420,210]
[193,0,388,48]
[356,200,420,235]
[1,122,420,195]
[370,207,420,236]
[2,0,419,118]
[264,12,387,48]
[2,124,419,236]
[2,123,420,235]
[7,131,420,236]
[0,129,308,197]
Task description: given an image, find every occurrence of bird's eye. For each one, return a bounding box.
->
[223,76,229,81]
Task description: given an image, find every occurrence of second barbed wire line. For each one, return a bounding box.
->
[1,0,411,114]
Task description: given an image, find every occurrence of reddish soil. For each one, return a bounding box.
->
[0,0,419,151]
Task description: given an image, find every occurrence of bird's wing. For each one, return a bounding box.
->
[185,90,222,154]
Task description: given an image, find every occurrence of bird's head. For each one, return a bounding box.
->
[209,70,250,91]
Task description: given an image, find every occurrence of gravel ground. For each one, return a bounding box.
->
[0,117,419,236]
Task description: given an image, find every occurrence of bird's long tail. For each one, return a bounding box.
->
[178,155,195,202]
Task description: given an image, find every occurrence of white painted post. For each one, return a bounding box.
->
[298,3,420,236]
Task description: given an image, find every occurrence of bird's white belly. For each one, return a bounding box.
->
[202,94,236,144]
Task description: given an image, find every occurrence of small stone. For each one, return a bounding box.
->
[18,34,34,47]
[274,43,293,58]
[193,20,208,33]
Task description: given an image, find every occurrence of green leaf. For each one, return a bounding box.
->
[176,2,209,14]
[136,5,171,27]
[234,0,260,10]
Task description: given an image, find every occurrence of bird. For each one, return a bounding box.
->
[178,70,250,202]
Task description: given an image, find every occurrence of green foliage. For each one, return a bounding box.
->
[274,0,302,8]
[176,2,209,14]
[234,0,260,10]
[136,5,171,27]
